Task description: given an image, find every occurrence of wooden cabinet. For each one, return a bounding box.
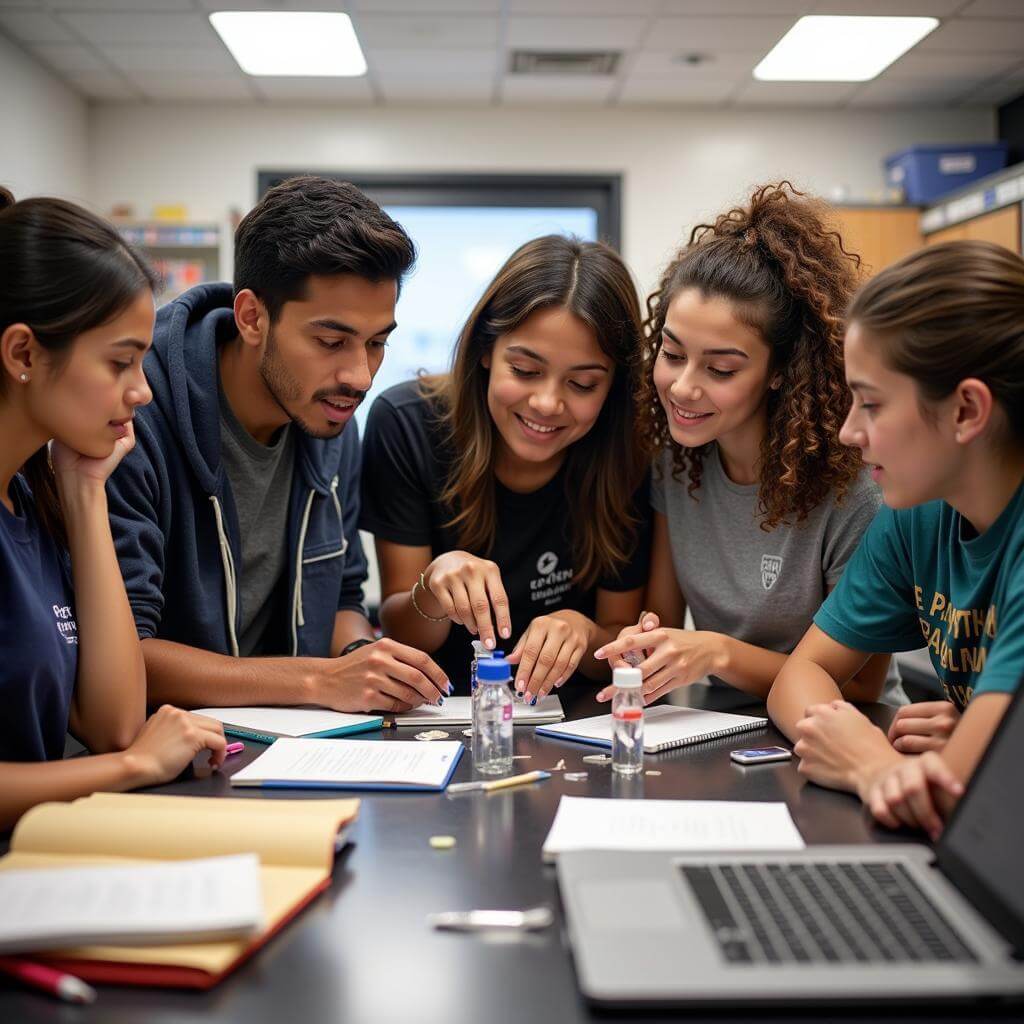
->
[924,204,1021,254]
[829,207,923,277]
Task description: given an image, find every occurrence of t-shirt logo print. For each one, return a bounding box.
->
[760,554,783,591]
[537,551,559,576]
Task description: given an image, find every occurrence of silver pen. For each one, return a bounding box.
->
[427,906,554,932]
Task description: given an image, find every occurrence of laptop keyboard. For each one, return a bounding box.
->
[682,861,978,965]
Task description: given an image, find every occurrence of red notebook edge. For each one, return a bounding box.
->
[36,875,333,990]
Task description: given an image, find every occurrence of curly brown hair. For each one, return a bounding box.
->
[639,181,864,529]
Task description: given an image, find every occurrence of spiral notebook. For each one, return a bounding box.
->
[534,704,766,753]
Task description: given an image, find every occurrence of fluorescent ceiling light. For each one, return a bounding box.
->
[209,11,367,77]
[754,16,938,82]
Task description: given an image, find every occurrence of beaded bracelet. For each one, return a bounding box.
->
[411,572,447,622]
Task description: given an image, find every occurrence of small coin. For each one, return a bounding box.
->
[645,770,662,777]
[429,835,456,850]
[564,772,589,782]
[582,754,612,765]
[415,730,451,741]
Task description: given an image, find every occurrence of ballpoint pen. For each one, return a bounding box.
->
[0,958,97,1004]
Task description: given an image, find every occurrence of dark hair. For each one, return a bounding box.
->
[234,176,416,322]
[0,185,158,546]
[849,240,1024,445]
[420,234,646,590]
[640,181,864,529]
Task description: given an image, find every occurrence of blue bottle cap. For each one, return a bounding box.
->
[477,657,511,682]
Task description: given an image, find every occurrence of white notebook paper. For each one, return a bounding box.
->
[535,704,766,753]
[392,695,564,727]
[0,853,265,954]
[229,737,463,791]
[194,706,382,741]
[542,796,805,861]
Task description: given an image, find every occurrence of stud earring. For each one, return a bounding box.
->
[18,372,29,383]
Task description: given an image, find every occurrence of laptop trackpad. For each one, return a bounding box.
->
[578,880,683,931]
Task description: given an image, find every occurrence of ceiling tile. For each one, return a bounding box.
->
[630,49,762,77]
[29,43,107,74]
[376,73,493,101]
[501,73,616,104]
[641,16,794,53]
[365,46,497,75]
[353,14,497,48]
[250,75,375,102]
[960,74,1024,105]
[957,0,1024,16]
[506,0,660,13]
[0,10,75,44]
[848,76,986,107]
[913,18,1024,53]
[64,69,138,101]
[507,16,646,49]
[353,0,497,10]
[885,50,1023,80]
[660,0,805,12]
[99,43,237,74]
[128,72,255,101]
[618,77,736,104]
[58,11,219,48]
[52,0,198,9]
[733,80,860,105]
[811,0,962,13]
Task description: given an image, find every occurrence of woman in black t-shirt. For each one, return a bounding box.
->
[0,188,226,831]
[361,235,651,698]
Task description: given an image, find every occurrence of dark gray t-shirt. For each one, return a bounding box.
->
[652,445,904,700]
[219,390,295,656]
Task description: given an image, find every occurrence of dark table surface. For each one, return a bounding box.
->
[2,685,1021,1023]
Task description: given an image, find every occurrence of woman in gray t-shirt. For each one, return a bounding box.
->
[595,183,894,704]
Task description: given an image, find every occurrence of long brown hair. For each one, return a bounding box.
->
[848,240,1024,445]
[421,234,645,590]
[640,181,863,529]
[0,186,158,548]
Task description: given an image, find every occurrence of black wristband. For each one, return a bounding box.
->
[339,637,374,657]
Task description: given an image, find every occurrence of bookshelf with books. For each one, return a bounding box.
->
[116,222,223,304]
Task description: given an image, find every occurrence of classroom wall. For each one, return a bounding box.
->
[0,33,89,202]
[88,101,995,293]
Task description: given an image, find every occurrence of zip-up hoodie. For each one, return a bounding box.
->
[106,282,368,658]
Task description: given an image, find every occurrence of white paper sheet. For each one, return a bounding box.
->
[393,695,564,726]
[194,706,380,738]
[229,737,462,789]
[0,854,265,953]
[542,796,805,860]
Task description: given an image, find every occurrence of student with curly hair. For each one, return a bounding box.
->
[769,241,1024,838]
[596,183,894,703]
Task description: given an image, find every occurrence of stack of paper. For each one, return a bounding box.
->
[0,854,264,953]
[392,694,564,726]
[542,796,805,861]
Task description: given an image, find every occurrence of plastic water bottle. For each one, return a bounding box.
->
[611,667,644,775]
[474,656,514,775]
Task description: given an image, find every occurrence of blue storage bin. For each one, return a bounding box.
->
[885,143,1009,204]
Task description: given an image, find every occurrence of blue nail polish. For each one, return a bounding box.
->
[438,697,445,706]
[446,681,453,695]
[530,696,538,706]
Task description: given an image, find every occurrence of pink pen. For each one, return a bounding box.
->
[225,741,245,756]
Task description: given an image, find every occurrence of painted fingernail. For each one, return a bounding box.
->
[530,696,538,706]
[438,697,445,706]
[485,637,494,650]
[500,627,510,638]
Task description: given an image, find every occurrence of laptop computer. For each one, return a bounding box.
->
[557,684,1024,1008]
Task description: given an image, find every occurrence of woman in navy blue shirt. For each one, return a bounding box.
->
[0,187,226,830]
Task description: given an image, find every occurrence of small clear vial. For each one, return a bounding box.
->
[474,656,514,775]
[611,667,644,776]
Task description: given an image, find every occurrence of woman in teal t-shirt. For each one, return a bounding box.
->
[768,240,1024,839]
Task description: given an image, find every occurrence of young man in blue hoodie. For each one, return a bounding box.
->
[106,176,450,713]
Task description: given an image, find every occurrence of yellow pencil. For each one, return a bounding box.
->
[447,770,550,794]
